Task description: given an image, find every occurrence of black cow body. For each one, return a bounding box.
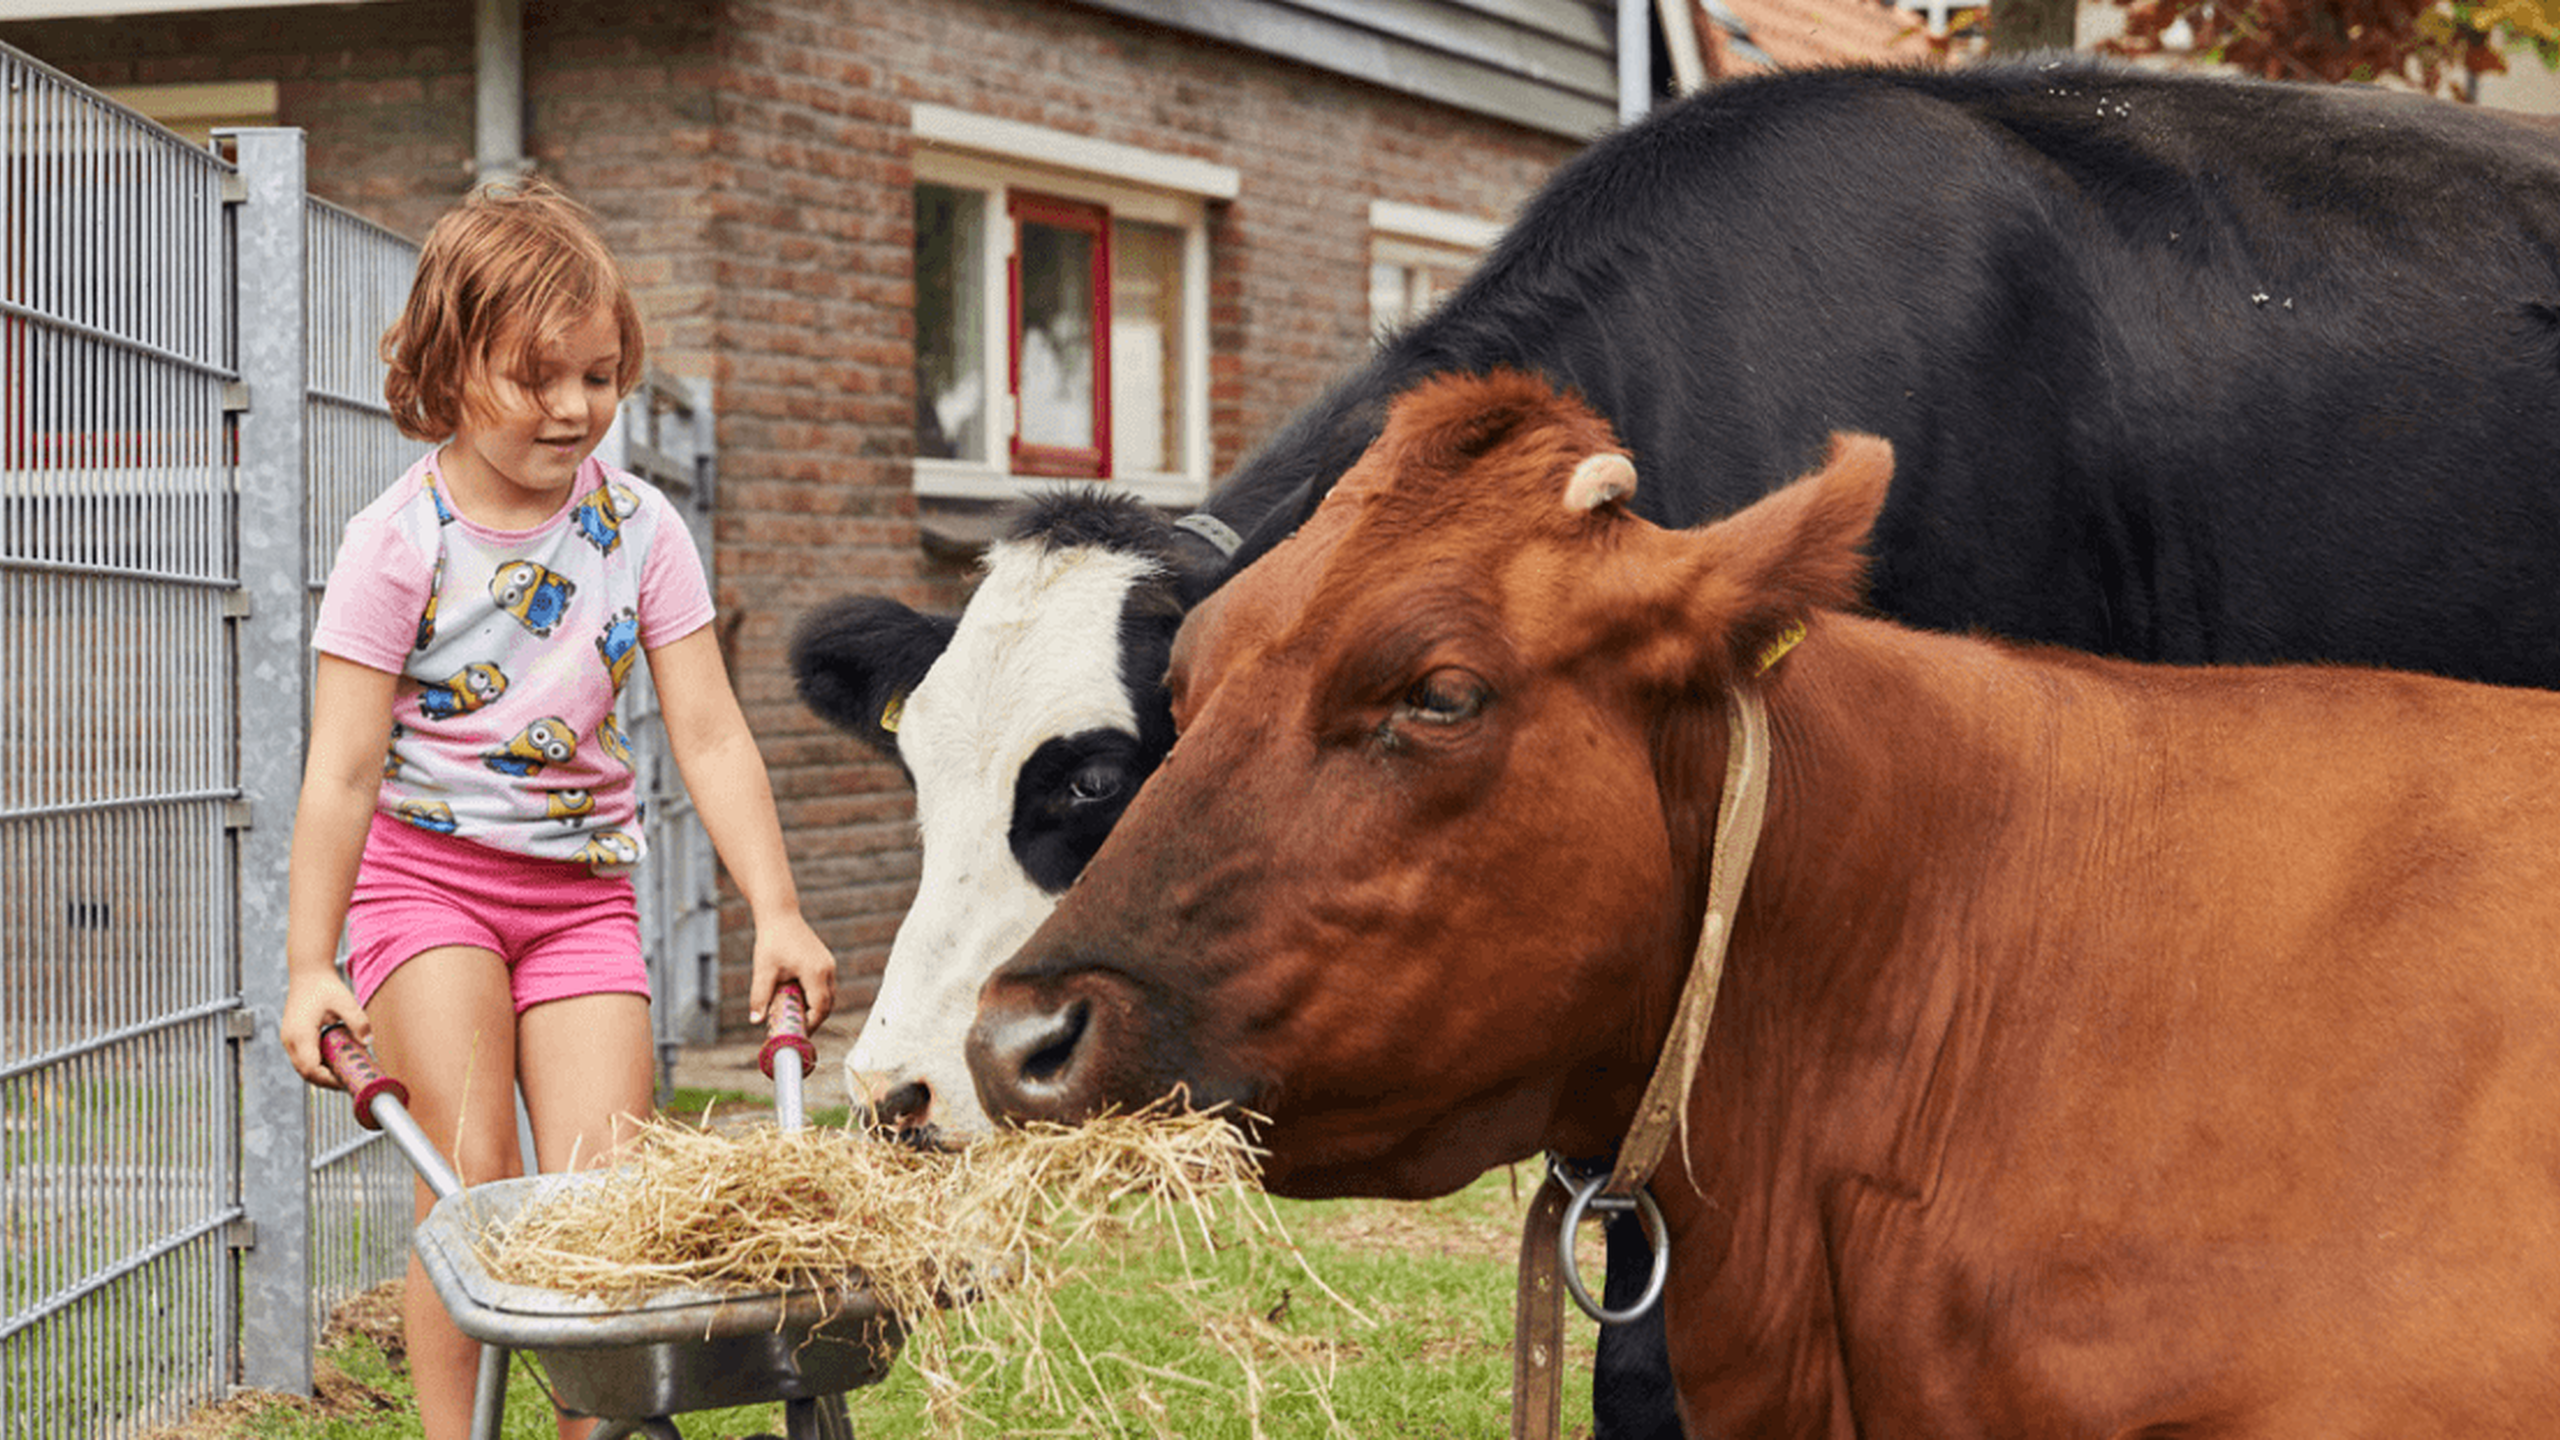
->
[1209,62,2560,680]
[796,59,2560,1440]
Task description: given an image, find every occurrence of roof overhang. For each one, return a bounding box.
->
[9,0,401,18]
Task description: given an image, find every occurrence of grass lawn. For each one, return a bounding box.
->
[147,1097,1604,1439]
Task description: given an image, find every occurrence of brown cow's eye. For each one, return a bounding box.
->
[1400,668,1488,725]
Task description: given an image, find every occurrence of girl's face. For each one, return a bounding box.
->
[440,304,623,527]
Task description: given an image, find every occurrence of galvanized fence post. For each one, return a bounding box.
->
[226,125,314,1397]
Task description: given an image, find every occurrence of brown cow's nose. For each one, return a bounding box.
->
[966,993,1093,1124]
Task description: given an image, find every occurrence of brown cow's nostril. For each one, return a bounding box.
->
[968,994,1094,1122]
[1019,999,1089,1084]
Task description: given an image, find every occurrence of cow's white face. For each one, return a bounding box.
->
[845,538,1162,1139]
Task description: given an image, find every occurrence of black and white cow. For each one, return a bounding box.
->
[794,57,2560,1440]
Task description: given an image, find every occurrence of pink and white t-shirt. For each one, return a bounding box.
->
[313,451,714,872]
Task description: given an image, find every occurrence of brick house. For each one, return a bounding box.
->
[1703,0,1932,71]
[2,0,1920,1036]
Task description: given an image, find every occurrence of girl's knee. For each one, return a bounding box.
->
[425,1120,524,1192]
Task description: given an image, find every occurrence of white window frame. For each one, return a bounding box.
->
[1891,0,1990,36]
[1368,200,1504,342]
[910,105,1235,509]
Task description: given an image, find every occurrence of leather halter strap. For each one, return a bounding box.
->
[1607,681,1772,1198]
[1511,682,1777,1440]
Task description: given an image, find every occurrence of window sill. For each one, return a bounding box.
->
[913,458,1208,511]
[915,471,1211,564]
[916,499,1009,564]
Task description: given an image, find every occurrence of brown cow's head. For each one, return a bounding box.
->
[967,370,1889,1198]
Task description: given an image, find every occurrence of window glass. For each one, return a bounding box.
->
[1369,236,1477,343]
[1014,208,1102,464]
[914,183,986,461]
[1111,220,1182,476]
[1369,261,1420,341]
[909,143,1214,503]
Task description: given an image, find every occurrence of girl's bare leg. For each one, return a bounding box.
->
[367,946,519,1440]
[518,990,655,1439]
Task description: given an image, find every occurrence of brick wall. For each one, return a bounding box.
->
[3,0,1579,1033]
[700,0,928,1025]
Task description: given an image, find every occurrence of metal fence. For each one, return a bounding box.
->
[0,44,719,1438]
[603,369,726,1063]
[5,52,260,1439]
[0,47,420,1436]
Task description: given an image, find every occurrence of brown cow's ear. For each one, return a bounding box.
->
[1577,433,1890,690]
[1690,431,1891,677]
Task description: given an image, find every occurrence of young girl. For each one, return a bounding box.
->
[279,179,837,1440]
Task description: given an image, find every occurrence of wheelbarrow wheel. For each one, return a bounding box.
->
[783,1395,856,1440]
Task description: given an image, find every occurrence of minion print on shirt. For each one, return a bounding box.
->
[595,607,642,693]
[416,553,442,651]
[482,716,578,778]
[394,798,459,834]
[571,482,641,556]
[595,712,632,766]
[417,661,508,719]
[490,559,578,638]
[572,829,642,872]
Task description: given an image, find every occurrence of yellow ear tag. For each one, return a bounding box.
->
[1754,620,1807,676]
[880,691,906,735]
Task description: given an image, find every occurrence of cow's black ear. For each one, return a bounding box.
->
[789,595,959,759]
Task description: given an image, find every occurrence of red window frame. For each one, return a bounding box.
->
[1006,191,1113,480]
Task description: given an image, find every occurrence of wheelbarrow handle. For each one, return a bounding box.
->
[757,978,818,1081]
[320,1022,410,1132]
[319,1023,467,1200]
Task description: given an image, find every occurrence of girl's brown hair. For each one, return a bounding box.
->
[381,179,646,442]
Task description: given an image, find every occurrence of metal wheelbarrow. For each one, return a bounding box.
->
[321,983,900,1440]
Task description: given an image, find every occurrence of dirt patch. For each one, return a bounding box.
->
[1285,1163,1541,1261]
[322,1279,408,1364]
[135,1356,400,1439]
[1295,1198,1519,1262]
[138,1284,409,1439]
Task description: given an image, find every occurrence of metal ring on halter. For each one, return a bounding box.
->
[1552,1163,1672,1325]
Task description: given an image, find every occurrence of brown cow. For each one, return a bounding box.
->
[969,370,2560,1436]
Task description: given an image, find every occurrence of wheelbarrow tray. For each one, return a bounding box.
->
[411,1169,903,1420]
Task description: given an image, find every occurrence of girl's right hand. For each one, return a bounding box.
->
[281,972,371,1089]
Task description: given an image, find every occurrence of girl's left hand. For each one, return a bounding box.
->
[750,911,837,1031]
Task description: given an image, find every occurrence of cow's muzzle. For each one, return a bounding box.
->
[966,983,1102,1125]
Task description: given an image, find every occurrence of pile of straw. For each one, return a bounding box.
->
[475,1105,1375,1435]
[477,1104,1336,1431]
[479,1103,1266,1326]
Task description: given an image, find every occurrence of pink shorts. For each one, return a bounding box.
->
[346,811,649,1012]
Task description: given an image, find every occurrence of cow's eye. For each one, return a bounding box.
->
[1399,668,1488,726]
[1065,760,1127,806]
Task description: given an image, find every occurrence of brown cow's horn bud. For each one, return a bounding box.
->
[1564,452,1638,512]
